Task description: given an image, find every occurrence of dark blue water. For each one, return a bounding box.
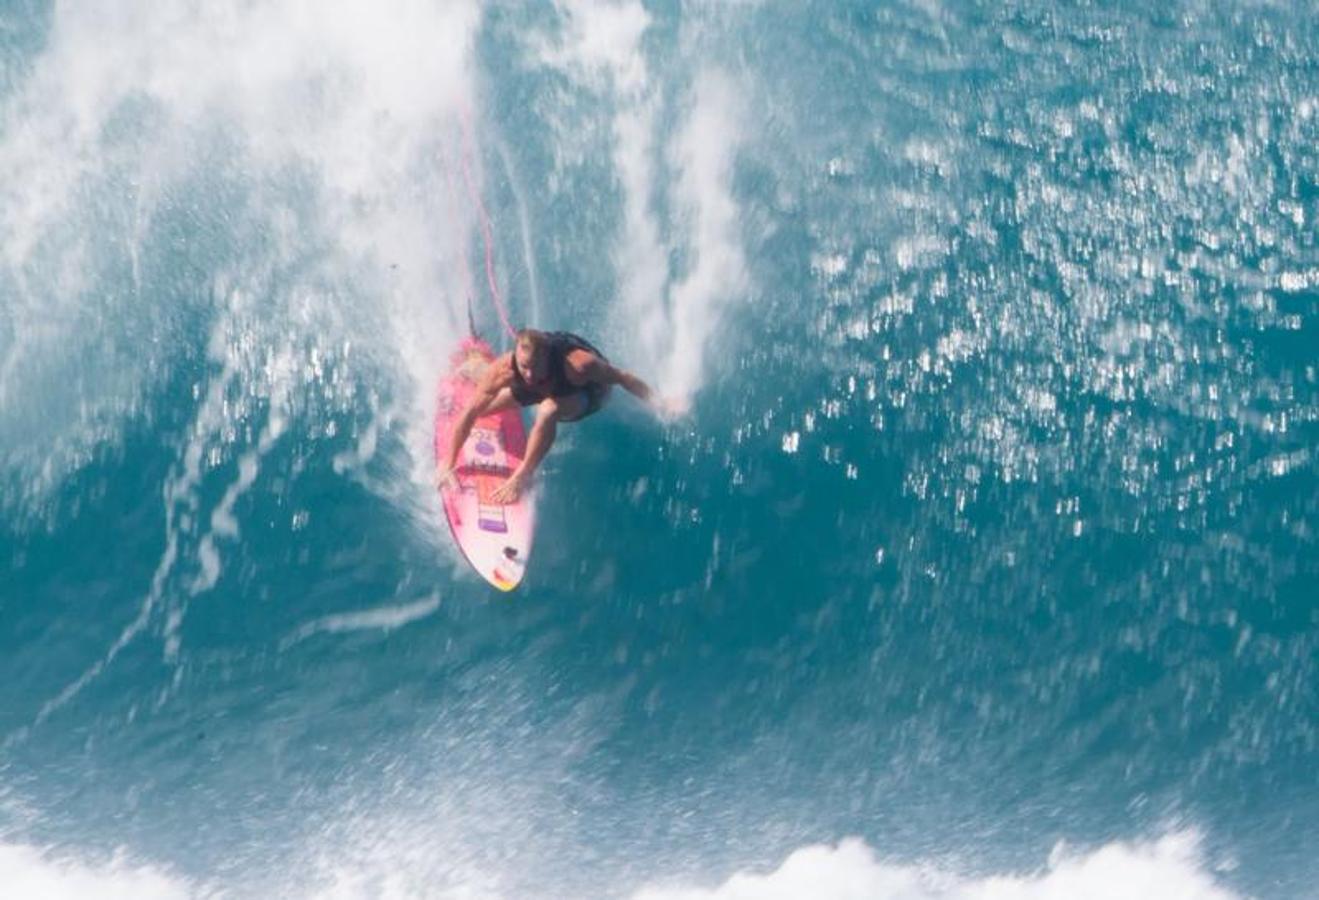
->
[1,2,1315,897]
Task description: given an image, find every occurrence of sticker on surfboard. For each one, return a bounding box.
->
[433,337,535,591]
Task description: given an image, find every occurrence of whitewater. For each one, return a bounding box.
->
[1,1,1314,898]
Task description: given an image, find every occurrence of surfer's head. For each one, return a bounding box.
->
[515,329,550,386]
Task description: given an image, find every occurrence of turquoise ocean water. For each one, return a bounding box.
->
[1,2,1315,897]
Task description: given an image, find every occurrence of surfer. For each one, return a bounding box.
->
[437,329,683,503]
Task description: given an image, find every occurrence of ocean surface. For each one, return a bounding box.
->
[1,1,1316,897]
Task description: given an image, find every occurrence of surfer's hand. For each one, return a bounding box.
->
[654,395,691,422]
[434,466,458,490]
[490,473,525,505]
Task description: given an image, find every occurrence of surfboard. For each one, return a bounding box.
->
[433,336,535,591]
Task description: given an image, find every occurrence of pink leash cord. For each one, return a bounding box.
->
[458,104,517,341]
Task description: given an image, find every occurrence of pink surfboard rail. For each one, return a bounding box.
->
[433,337,535,591]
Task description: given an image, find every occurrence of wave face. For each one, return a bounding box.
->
[1,1,1314,897]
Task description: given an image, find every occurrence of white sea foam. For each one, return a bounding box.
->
[659,69,747,399]
[282,593,442,647]
[5,0,499,721]
[632,833,1239,900]
[0,843,191,900]
[534,1,748,406]
[541,0,653,93]
[0,0,483,518]
[0,831,1239,899]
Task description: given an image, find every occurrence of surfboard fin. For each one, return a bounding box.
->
[466,295,478,338]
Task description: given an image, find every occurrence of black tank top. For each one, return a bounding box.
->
[509,331,606,406]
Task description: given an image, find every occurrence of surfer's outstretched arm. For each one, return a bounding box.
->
[573,356,686,419]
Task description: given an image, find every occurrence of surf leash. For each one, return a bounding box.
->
[458,104,518,342]
[439,139,484,343]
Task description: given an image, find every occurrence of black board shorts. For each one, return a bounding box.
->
[559,382,611,422]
